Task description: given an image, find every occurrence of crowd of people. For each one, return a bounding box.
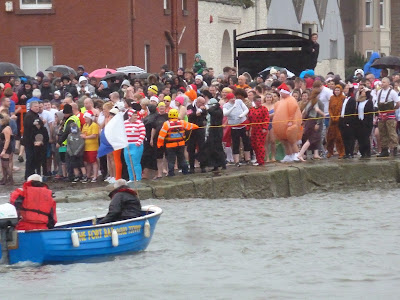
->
[0,51,399,185]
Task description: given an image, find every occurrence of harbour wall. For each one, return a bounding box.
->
[54,160,400,202]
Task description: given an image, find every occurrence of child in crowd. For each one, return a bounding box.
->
[32,118,49,176]
[54,111,67,179]
[66,123,87,183]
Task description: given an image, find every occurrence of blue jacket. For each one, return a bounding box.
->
[363,52,382,78]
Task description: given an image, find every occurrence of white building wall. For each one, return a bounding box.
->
[198,0,268,75]
[267,0,345,77]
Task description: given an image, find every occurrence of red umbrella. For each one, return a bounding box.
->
[88,68,116,78]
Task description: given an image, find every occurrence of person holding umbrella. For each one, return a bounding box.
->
[61,75,78,99]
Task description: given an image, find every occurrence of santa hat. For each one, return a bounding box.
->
[374,80,382,87]
[278,83,291,94]
[150,96,159,103]
[83,110,95,120]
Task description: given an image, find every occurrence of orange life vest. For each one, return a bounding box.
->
[165,120,186,147]
[17,184,56,228]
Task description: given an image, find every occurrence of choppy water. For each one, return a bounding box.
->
[0,190,399,299]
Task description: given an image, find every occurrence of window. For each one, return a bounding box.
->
[366,50,373,60]
[20,46,53,77]
[165,45,171,68]
[163,0,171,15]
[163,0,169,9]
[302,23,318,36]
[182,0,188,15]
[20,0,52,9]
[330,40,338,59]
[144,44,150,72]
[366,0,373,27]
[380,0,385,27]
[179,53,186,69]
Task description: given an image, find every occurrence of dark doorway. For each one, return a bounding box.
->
[234,28,314,77]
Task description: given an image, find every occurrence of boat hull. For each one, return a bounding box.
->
[0,205,162,265]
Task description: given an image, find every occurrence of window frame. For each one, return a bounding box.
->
[379,0,385,28]
[182,0,188,16]
[365,0,373,28]
[329,39,338,60]
[179,53,186,69]
[165,45,171,67]
[164,0,171,15]
[144,44,150,72]
[20,0,52,10]
[365,50,374,60]
[20,46,53,76]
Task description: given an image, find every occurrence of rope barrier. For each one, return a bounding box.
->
[197,109,396,129]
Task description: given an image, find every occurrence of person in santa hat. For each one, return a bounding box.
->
[272,83,303,162]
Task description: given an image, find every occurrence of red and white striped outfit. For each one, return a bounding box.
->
[124,120,146,145]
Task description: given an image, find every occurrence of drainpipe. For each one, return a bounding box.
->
[195,0,199,53]
[129,0,134,65]
[171,0,178,71]
[255,0,258,30]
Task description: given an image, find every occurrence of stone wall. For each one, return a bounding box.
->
[55,160,400,202]
[315,59,345,78]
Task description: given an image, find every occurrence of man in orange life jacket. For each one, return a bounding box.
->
[10,174,57,230]
[157,109,199,176]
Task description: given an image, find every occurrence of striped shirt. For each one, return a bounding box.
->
[124,120,146,145]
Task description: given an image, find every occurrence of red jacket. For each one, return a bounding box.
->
[10,181,57,230]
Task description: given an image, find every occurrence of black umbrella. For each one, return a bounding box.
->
[0,62,25,77]
[371,56,400,69]
[131,72,150,79]
[101,72,126,81]
[45,65,77,76]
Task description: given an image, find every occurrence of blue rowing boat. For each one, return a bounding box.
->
[0,204,162,265]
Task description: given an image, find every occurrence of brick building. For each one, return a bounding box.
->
[0,0,198,77]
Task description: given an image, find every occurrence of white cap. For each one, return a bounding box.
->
[195,75,203,81]
[110,107,119,115]
[114,179,127,189]
[27,174,42,182]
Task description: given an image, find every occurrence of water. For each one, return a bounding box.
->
[0,190,399,299]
